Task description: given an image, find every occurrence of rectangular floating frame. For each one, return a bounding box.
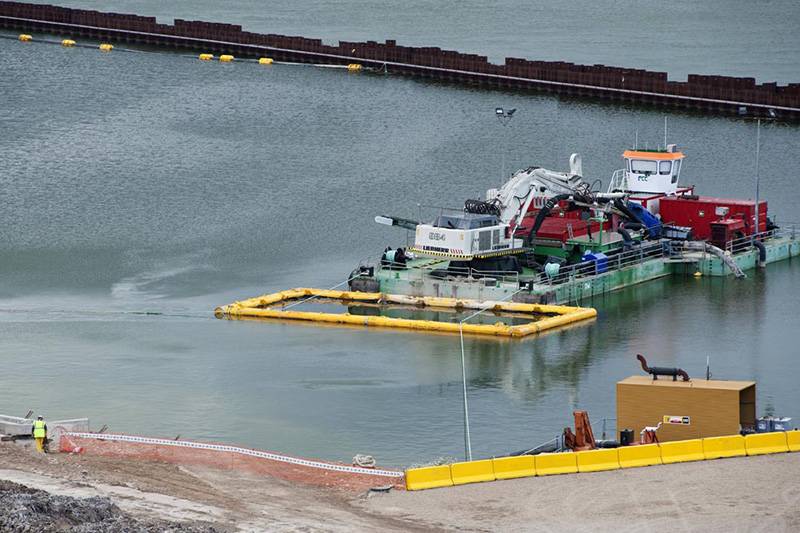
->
[214,288,597,337]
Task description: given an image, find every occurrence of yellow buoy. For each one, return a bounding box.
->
[693,271,703,277]
[18,34,32,42]
[258,57,273,65]
[219,54,234,62]
[347,63,363,72]
[61,39,76,47]
[99,43,113,52]
[199,53,214,61]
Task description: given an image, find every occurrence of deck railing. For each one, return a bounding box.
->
[724,223,797,254]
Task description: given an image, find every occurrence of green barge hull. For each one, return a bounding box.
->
[371,235,799,306]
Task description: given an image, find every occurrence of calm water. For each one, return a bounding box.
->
[1,2,799,467]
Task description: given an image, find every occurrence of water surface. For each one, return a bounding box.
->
[1,11,799,466]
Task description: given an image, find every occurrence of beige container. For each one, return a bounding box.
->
[617,376,755,442]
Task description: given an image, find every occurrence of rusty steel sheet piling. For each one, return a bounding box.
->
[1,1,798,120]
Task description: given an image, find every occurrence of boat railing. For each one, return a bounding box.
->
[724,223,797,254]
[607,168,626,192]
[537,241,666,285]
[377,260,522,285]
[599,417,617,441]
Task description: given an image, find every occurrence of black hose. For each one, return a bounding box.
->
[464,199,501,216]
[623,222,643,231]
[617,228,634,247]
[614,198,639,222]
[526,193,571,245]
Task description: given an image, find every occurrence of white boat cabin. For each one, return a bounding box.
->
[608,144,692,215]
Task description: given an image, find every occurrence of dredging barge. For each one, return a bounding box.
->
[351,145,799,305]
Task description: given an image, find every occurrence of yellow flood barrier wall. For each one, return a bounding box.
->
[405,465,453,491]
[657,439,705,464]
[215,288,596,338]
[618,443,661,468]
[535,452,578,476]
[745,431,789,456]
[492,455,535,480]
[450,459,495,485]
[702,434,746,460]
[576,448,620,473]
[406,431,800,490]
[788,430,800,453]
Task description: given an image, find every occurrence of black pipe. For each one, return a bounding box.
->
[616,227,635,248]
[614,198,639,222]
[753,239,767,265]
[623,222,643,231]
[526,193,571,245]
[637,354,690,382]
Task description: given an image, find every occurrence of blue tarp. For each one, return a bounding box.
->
[627,202,662,238]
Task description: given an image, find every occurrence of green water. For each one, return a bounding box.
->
[1,1,799,467]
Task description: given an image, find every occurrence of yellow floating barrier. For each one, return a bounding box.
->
[702,434,746,460]
[618,444,662,469]
[219,54,234,62]
[576,448,620,473]
[745,431,789,456]
[492,455,536,480]
[214,288,596,338]
[347,63,363,72]
[259,57,273,65]
[659,438,705,464]
[535,452,577,476]
[99,43,113,52]
[19,34,32,42]
[61,39,76,47]
[405,465,452,491]
[788,430,800,453]
[198,53,214,61]
[450,459,495,485]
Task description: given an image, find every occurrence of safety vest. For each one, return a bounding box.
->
[33,420,46,438]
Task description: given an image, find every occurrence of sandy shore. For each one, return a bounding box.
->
[2,441,798,531]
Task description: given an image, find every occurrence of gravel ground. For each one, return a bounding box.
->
[0,479,219,532]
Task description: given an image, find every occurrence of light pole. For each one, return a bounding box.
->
[457,288,523,462]
[495,107,516,179]
[754,118,761,241]
[458,321,473,462]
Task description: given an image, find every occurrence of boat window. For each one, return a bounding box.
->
[659,161,672,175]
[433,215,499,229]
[630,160,657,174]
[672,160,681,184]
[626,159,631,172]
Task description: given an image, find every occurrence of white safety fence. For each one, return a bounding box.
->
[64,432,403,478]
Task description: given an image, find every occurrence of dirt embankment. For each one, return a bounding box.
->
[0,441,423,532]
[2,440,799,532]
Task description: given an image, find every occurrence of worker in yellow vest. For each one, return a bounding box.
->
[32,416,47,453]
